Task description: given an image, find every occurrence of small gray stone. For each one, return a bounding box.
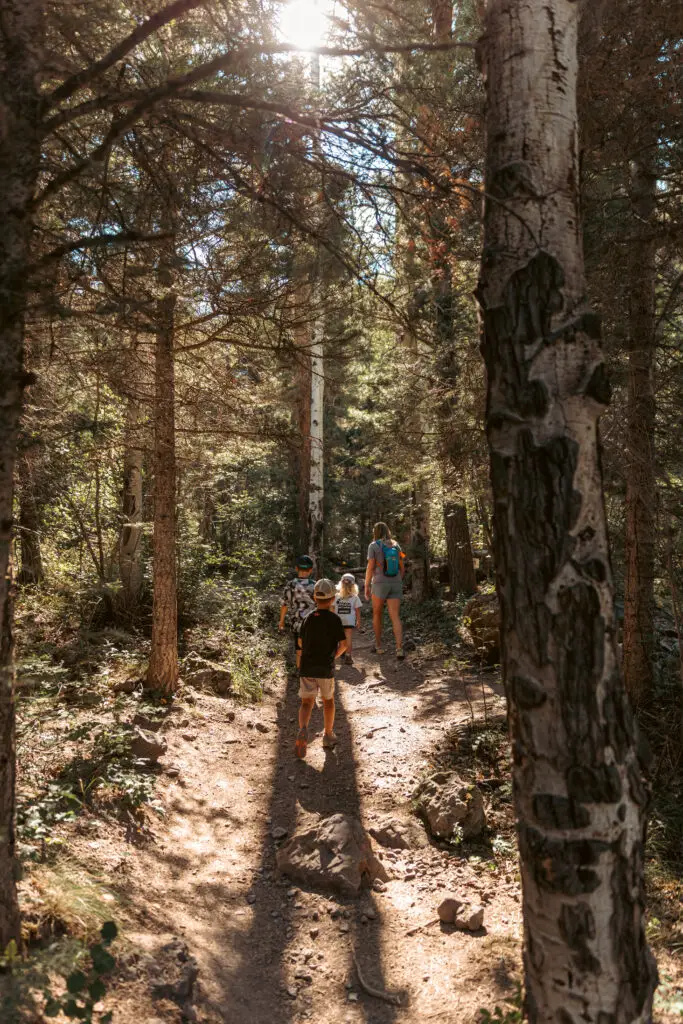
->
[272,826,289,840]
[130,728,167,762]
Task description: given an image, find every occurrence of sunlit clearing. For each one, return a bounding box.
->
[278,0,328,50]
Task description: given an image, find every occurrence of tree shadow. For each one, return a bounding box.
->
[188,673,406,1022]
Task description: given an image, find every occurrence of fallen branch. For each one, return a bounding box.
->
[352,949,406,1007]
[406,916,440,937]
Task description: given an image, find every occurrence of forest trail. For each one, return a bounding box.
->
[78,629,525,1024]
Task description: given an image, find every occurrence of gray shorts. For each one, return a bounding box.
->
[371,576,403,601]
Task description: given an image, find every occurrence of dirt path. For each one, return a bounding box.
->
[73,631,523,1023]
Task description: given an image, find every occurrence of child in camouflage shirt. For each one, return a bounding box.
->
[279,555,316,670]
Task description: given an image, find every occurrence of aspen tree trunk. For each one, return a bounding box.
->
[119,342,145,610]
[308,50,325,574]
[444,501,476,597]
[0,0,44,947]
[309,295,325,572]
[623,155,657,708]
[293,280,313,554]
[146,273,179,693]
[477,1,657,1020]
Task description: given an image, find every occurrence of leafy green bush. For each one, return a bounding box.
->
[42,921,118,1023]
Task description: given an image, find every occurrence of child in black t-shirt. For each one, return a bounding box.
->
[295,579,347,759]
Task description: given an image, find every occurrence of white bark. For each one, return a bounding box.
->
[308,280,324,572]
[478,1,657,1020]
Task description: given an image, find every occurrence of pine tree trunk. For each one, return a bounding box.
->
[477,1,657,1020]
[410,482,431,601]
[0,0,44,948]
[444,501,476,597]
[623,155,657,708]
[146,287,179,693]
[119,345,145,610]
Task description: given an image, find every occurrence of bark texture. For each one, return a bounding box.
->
[146,286,179,693]
[477,1,656,1020]
[444,501,476,596]
[0,0,44,947]
[17,456,44,585]
[623,155,657,707]
[309,279,324,574]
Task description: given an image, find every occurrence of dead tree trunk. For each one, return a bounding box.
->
[0,0,44,948]
[623,154,657,708]
[477,1,657,1020]
[146,264,179,693]
[444,501,476,597]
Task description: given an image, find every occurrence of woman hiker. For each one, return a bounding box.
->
[364,521,405,660]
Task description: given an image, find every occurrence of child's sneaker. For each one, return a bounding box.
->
[396,647,405,660]
[295,726,308,759]
[322,731,338,750]
[371,645,385,655]
[343,653,354,666]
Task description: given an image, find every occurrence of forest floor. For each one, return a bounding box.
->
[5,600,683,1023]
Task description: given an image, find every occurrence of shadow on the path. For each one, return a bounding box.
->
[194,668,404,1023]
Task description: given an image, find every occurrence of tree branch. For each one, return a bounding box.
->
[48,0,209,106]
[29,230,169,272]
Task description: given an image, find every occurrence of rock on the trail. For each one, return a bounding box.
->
[276,813,389,897]
[130,728,167,762]
[369,821,410,850]
[133,711,164,732]
[272,825,289,840]
[461,591,500,664]
[438,897,484,930]
[413,772,486,839]
[437,896,462,923]
[113,678,138,694]
[183,654,233,695]
[456,905,485,931]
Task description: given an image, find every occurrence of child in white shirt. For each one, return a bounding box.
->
[334,573,362,665]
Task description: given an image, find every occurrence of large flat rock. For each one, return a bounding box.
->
[276,813,389,897]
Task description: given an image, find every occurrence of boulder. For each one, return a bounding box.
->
[462,591,500,664]
[276,813,389,897]
[414,772,486,840]
[130,728,167,762]
[183,655,232,696]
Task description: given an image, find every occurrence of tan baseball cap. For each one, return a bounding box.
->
[314,578,335,599]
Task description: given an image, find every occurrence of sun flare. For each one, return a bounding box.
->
[278,0,328,50]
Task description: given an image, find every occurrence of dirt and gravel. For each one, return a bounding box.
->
[49,629,524,1024]
[11,622,683,1023]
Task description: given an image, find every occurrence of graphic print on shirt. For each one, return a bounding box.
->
[334,594,362,627]
[282,577,317,632]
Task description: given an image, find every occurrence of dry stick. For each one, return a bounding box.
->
[405,916,440,936]
[352,948,406,1007]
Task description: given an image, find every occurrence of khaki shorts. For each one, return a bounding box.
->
[299,676,335,701]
